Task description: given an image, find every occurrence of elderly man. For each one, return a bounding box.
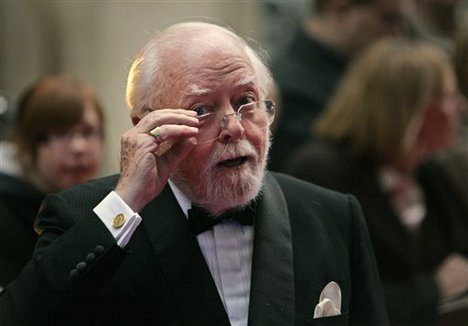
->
[1,22,387,325]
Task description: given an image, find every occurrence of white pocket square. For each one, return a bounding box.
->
[314,281,342,318]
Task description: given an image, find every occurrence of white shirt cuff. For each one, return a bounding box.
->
[93,191,142,247]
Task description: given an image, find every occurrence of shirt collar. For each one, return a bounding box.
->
[168,179,191,219]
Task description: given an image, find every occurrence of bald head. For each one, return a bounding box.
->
[126,22,272,118]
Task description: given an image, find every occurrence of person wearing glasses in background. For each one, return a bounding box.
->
[0,75,105,288]
[1,22,388,325]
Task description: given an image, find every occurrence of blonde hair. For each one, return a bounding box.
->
[315,38,452,163]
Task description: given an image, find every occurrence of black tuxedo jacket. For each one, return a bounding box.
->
[1,172,387,325]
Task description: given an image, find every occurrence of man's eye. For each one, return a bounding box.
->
[191,105,215,117]
[192,105,209,116]
[237,95,256,107]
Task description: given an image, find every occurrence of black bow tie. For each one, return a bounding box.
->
[188,202,256,235]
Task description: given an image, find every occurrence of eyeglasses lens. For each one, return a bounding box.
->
[195,100,275,145]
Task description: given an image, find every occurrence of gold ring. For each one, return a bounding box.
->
[148,126,163,144]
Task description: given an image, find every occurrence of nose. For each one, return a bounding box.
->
[68,133,89,152]
[218,111,245,143]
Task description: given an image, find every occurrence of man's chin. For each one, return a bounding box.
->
[204,169,264,208]
[172,154,266,212]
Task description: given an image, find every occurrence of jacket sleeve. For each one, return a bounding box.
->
[0,192,129,325]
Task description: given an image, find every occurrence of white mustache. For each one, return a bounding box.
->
[208,140,258,165]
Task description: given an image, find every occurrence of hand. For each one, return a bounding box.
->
[115,109,199,212]
[435,254,468,301]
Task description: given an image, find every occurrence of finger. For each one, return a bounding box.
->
[148,124,199,144]
[137,109,199,133]
[148,126,164,144]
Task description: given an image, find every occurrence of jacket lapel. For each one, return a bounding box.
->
[141,186,230,325]
[248,172,295,325]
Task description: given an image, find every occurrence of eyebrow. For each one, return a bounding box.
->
[184,76,257,97]
[236,76,256,88]
[184,85,212,97]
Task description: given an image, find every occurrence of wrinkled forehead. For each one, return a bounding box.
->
[156,31,258,104]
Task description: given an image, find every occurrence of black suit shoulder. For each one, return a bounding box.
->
[272,170,352,204]
[270,171,361,227]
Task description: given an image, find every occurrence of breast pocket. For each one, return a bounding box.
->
[305,313,349,326]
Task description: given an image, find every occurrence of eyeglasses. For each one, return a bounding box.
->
[192,99,275,144]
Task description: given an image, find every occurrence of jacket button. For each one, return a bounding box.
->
[85,253,96,263]
[94,245,104,255]
[76,262,87,272]
[69,269,79,280]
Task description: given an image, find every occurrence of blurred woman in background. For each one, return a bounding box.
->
[436,11,468,204]
[0,75,105,287]
[287,38,467,325]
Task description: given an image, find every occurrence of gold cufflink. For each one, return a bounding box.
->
[112,213,126,228]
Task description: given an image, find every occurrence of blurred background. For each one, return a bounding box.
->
[2,1,466,176]
[0,0,309,176]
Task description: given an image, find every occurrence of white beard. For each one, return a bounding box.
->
[171,136,270,215]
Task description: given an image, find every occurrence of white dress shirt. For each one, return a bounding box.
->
[93,181,254,326]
